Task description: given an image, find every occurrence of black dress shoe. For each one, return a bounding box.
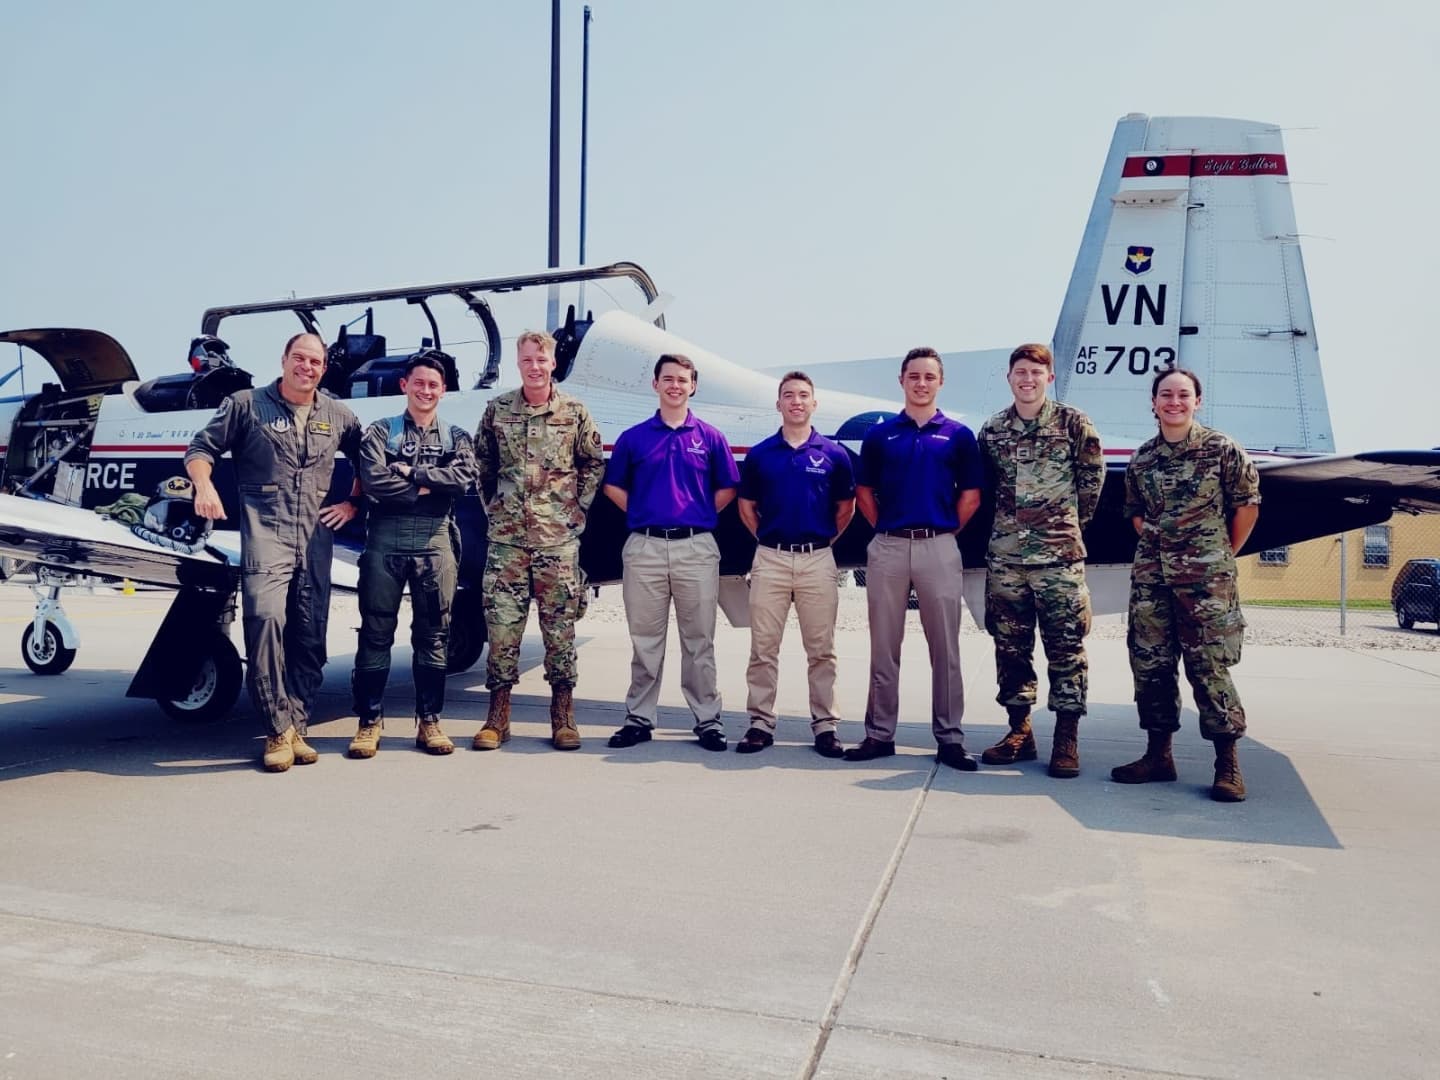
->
[843,736,896,762]
[936,743,978,771]
[697,729,728,752]
[813,731,845,758]
[608,724,653,749]
[735,728,774,754]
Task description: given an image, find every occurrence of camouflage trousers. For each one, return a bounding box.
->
[482,540,583,691]
[1128,575,1247,740]
[984,560,1091,716]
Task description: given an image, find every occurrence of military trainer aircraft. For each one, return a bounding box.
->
[2,112,1437,725]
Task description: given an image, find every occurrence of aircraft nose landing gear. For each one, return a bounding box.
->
[21,580,78,676]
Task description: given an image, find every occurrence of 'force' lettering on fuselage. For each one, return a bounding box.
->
[1101,283,1166,326]
[86,462,136,490]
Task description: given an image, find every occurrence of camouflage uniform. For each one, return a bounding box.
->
[979,399,1103,716]
[352,412,478,721]
[476,387,604,690]
[1124,422,1260,740]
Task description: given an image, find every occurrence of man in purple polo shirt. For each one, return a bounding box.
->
[736,371,856,757]
[846,346,984,769]
[601,354,740,751]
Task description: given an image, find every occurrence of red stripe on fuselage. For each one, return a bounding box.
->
[1121,154,1287,178]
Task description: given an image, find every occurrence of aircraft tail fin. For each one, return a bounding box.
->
[1052,114,1334,453]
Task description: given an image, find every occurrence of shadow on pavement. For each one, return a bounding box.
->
[1,656,1341,851]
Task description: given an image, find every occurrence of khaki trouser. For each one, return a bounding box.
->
[620,531,723,733]
[745,544,840,735]
[863,532,967,745]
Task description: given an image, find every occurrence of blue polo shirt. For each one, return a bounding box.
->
[858,409,983,532]
[604,410,740,529]
[739,428,855,545]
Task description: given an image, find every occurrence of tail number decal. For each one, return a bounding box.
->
[1073,345,1175,376]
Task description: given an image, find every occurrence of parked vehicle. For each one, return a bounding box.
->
[1391,558,1440,630]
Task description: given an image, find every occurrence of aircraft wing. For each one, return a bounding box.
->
[1245,450,1440,552]
[0,494,238,591]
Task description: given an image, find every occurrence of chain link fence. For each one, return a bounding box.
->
[1235,514,1440,648]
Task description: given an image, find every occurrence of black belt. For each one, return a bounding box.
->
[760,540,827,553]
[636,527,709,539]
[883,527,944,539]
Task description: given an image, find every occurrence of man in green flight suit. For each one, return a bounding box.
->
[473,330,605,751]
[348,351,478,758]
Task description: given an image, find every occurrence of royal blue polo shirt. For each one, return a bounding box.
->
[858,409,983,532]
[739,428,855,545]
[604,410,740,529]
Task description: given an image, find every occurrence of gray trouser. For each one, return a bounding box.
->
[863,532,966,745]
[620,531,723,733]
[241,562,331,737]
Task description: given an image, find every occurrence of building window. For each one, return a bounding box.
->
[1362,525,1391,568]
[1258,547,1289,566]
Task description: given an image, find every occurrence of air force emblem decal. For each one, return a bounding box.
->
[1124,246,1154,275]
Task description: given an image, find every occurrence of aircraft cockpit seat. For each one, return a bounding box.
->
[552,304,594,382]
[131,337,254,413]
[322,326,388,398]
[348,347,459,399]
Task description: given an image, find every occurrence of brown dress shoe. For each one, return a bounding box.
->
[814,731,845,758]
[735,728,774,754]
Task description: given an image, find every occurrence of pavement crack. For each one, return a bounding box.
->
[797,758,940,1080]
[0,907,812,1030]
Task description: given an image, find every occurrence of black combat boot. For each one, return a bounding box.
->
[1110,730,1178,784]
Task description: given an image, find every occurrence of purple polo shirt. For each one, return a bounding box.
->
[739,428,855,545]
[858,408,983,532]
[604,410,740,529]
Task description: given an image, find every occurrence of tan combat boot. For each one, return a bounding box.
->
[1048,713,1080,779]
[291,728,319,766]
[981,709,1037,765]
[262,727,295,773]
[1110,730,1178,784]
[473,686,511,750]
[550,685,581,751]
[1211,737,1246,802]
[416,717,455,755]
[348,722,382,759]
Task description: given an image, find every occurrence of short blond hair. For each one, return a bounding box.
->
[515,330,556,355]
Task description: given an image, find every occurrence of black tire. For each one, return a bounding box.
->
[1398,610,1414,630]
[446,588,488,674]
[158,634,242,723]
[21,621,76,676]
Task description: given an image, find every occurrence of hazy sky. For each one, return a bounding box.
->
[3,1,1436,451]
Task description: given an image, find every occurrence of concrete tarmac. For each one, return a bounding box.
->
[0,587,1436,1079]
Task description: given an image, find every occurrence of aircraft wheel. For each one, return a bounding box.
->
[446,589,488,674]
[158,634,242,723]
[21,621,76,676]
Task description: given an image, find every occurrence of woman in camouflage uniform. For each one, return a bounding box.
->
[1113,368,1260,801]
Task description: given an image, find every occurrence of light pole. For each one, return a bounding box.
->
[546,0,562,330]
[578,5,592,317]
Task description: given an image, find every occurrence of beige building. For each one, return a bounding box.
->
[1239,515,1440,603]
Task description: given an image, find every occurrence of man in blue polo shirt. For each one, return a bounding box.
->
[601,353,740,751]
[846,346,984,769]
[736,371,856,757]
